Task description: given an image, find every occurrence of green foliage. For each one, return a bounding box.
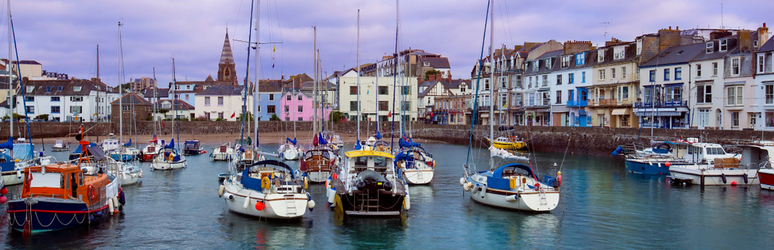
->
[146,114,153,121]
[329,111,346,123]
[34,114,49,121]
[239,112,254,121]
[197,115,207,121]
[119,82,132,93]
[424,69,441,80]
[158,109,170,114]
[12,113,22,120]
[215,117,224,121]
[270,114,281,121]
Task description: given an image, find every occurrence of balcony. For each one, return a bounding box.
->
[634,100,687,108]
[591,99,635,107]
[566,100,588,107]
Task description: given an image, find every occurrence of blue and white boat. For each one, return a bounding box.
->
[1,137,35,186]
[150,140,187,170]
[395,136,435,185]
[623,140,683,175]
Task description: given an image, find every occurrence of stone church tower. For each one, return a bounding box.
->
[217,29,237,85]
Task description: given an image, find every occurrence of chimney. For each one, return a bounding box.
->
[758,23,770,48]
[738,30,752,52]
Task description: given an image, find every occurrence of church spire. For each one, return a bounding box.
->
[218,28,237,85]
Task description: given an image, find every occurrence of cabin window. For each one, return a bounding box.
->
[79,172,85,186]
[374,157,388,170]
[30,173,62,188]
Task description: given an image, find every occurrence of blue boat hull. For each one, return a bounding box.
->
[7,198,108,233]
[625,159,670,175]
[110,154,135,161]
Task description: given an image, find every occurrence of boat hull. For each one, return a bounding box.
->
[280,150,299,161]
[670,167,759,186]
[7,198,108,233]
[184,149,204,156]
[624,158,670,175]
[52,146,69,152]
[222,183,308,219]
[760,169,774,190]
[211,153,231,161]
[403,168,434,185]
[335,190,405,216]
[150,160,187,170]
[307,170,331,183]
[110,154,135,162]
[470,185,559,212]
[489,140,526,150]
[140,153,156,162]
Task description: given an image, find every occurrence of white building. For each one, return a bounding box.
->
[194,85,249,121]
[14,78,118,122]
[338,76,418,122]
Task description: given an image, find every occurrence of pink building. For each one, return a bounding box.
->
[280,91,332,121]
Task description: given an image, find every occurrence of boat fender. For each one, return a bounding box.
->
[404,192,411,211]
[480,186,486,199]
[459,177,466,186]
[308,200,316,211]
[226,194,234,200]
[16,167,21,179]
[243,196,251,209]
[463,182,473,191]
[113,197,120,213]
[88,185,96,201]
[472,185,480,194]
[505,195,518,202]
[108,198,115,214]
[261,177,271,190]
[304,177,309,190]
[743,173,749,184]
[218,185,225,197]
[721,173,727,184]
[255,201,265,211]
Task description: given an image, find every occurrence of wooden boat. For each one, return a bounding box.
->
[488,136,527,150]
[7,141,122,233]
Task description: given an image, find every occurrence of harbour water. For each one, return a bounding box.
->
[1,142,773,249]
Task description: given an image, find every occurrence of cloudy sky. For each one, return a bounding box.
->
[2,0,772,87]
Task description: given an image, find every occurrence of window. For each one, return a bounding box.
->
[46,86,52,92]
[568,90,574,101]
[186,85,191,90]
[731,112,739,127]
[269,94,275,101]
[298,95,302,101]
[759,55,766,74]
[568,73,574,84]
[70,106,82,114]
[598,49,605,62]
[612,68,616,79]
[57,86,63,91]
[697,64,702,77]
[665,85,682,103]
[217,97,224,106]
[378,101,388,111]
[378,86,389,95]
[706,42,714,53]
[25,106,34,114]
[284,105,289,113]
[402,86,410,95]
[298,105,303,113]
[726,86,743,106]
[556,90,562,104]
[532,61,538,71]
[500,76,507,88]
[51,96,59,102]
[598,69,605,80]
[545,58,552,68]
[218,112,224,119]
[767,85,774,104]
[74,86,82,92]
[25,96,34,102]
[556,75,562,85]
[267,105,276,114]
[732,58,740,75]
[713,62,718,76]
[204,97,210,106]
[698,85,712,103]
[618,86,629,101]
[257,105,261,113]
[51,106,60,113]
[185,94,189,101]
[675,67,682,80]
[460,85,466,92]
[484,79,490,90]
[614,46,625,60]
[751,113,757,127]
[582,72,586,83]
[542,75,548,86]
[621,67,626,79]
[402,101,410,111]
[561,56,570,67]
[70,96,83,102]
[576,53,586,65]
[287,95,291,101]
[664,68,670,81]
[26,86,33,93]
[649,70,656,82]
[720,39,728,51]
[350,101,358,111]
[350,86,358,95]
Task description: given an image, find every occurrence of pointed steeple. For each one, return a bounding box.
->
[218,28,237,84]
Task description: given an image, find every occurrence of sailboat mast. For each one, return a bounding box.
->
[313,26,317,135]
[488,0,494,169]
[253,0,260,148]
[152,67,157,137]
[8,0,12,152]
[118,21,123,145]
[356,10,361,143]
[96,44,100,123]
[173,57,179,150]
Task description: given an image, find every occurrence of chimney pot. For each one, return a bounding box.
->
[669,26,672,30]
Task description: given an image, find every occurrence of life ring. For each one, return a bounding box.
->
[88,185,96,201]
[261,177,271,189]
[387,147,391,152]
[167,154,174,162]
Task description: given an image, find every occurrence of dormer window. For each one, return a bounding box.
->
[613,46,625,60]
[74,86,82,92]
[561,56,570,68]
[532,61,538,71]
[46,86,52,92]
[706,42,714,53]
[720,39,728,52]
[545,58,552,68]
[598,49,605,63]
[57,86,63,91]
[423,61,430,67]
[26,86,33,93]
[576,53,585,65]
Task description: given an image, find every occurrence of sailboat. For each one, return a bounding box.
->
[150,58,187,170]
[328,10,408,216]
[220,0,312,219]
[459,0,560,212]
[141,71,162,161]
[278,90,300,161]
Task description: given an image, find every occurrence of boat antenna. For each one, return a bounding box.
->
[465,0,491,167]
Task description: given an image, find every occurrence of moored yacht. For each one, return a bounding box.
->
[220,160,313,219]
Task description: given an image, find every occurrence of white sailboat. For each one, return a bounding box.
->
[150,58,187,171]
[459,0,560,212]
[220,0,312,219]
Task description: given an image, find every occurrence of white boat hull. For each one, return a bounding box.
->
[212,153,232,161]
[280,146,299,161]
[403,168,434,185]
[307,170,331,183]
[470,185,559,212]
[670,167,759,185]
[2,171,23,186]
[151,160,187,170]
[222,183,308,219]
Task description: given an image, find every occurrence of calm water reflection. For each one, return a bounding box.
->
[0,142,772,249]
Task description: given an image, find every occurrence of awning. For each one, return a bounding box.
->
[635,111,683,116]
[480,113,489,118]
[612,108,628,115]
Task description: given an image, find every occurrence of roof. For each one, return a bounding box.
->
[691,37,738,61]
[197,85,244,96]
[640,43,705,67]
[143,88,169,98]
[23,78,113,96]
[258,79,283,92]
[441,79,470,89]
[219,30,235,65]
[154,99,194,110]
[421,57,450,68]
[760,36,774,53]
[111,93,152,105]
[535,49,563,60]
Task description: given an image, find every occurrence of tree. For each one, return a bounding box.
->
[329,111,346,123]
[270,114,281,121]
[239,112,254,121]
[119,82,132,93]
[424,69,441,80]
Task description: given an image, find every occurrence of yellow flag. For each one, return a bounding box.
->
[272,46,276,53]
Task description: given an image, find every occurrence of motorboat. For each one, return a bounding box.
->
[51,140,70,152]
[183,140,205,155]
[140,137,162,162]
[211,143,235,161]
[7,140,122,233]
[151,140,187,170]
[666,139,753,186]
[278,138,300,161]
[220,159,313,219]
[328,142,408,216]
[323,131,344,149]
[395,137,435,185]
[488,136,527,150]
[100,133,120,152]
[736,141,774,190]
[461,163,560,212]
